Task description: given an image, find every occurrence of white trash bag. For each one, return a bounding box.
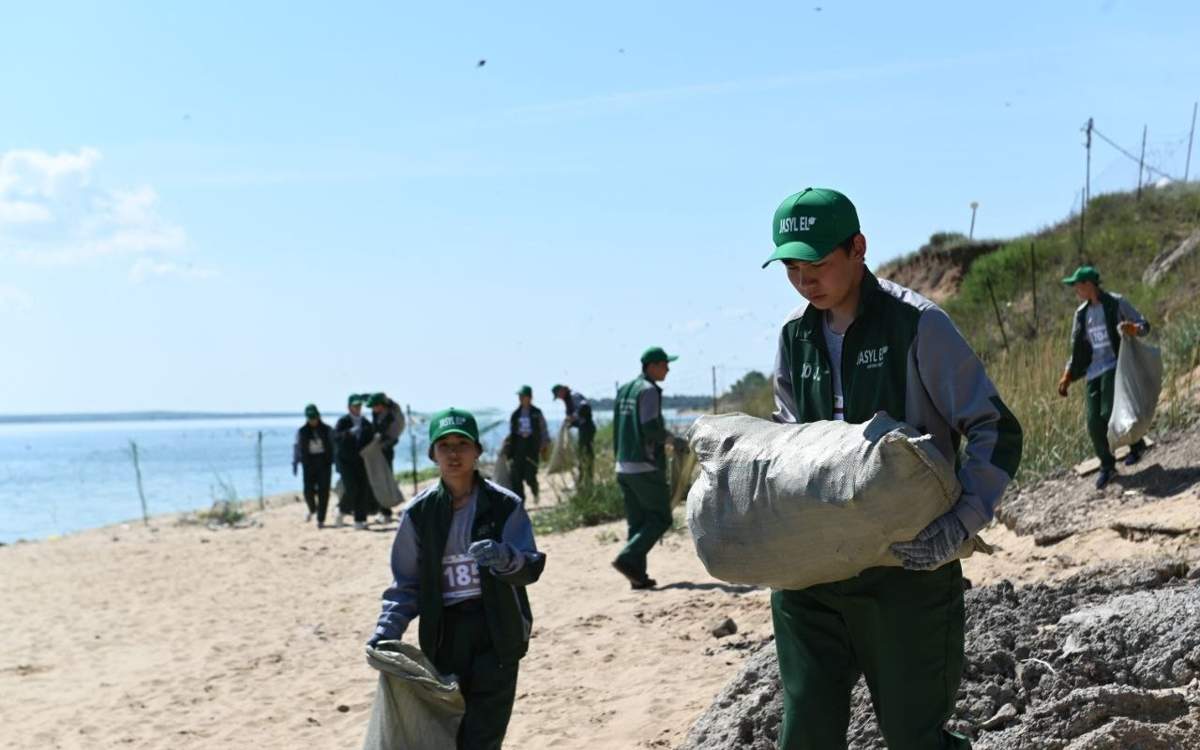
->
[1108,334,1163,451]
[362,641,465,750]
[686,412,983,591]
[361,437,405,509]
[545,421,574,474]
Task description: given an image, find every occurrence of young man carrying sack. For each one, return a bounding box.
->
[764,188,1023,749]
[1057,265,1151,489]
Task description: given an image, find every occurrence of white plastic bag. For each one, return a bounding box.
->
[1108,335,1163,450]
[546,421,574,474]
[686,412,981,591]
[361,437,405,509]
[362,642,464,750]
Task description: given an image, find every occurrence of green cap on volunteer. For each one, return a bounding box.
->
[1061,265,1101,285]
[428,407,480,445]
[348,393,365,407]
[517,385,533,398]
[762,187,861,268]
[304,404,319,419]
[640,346,678,365]
[366,392,386,407]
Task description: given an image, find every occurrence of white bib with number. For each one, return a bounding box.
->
[441,552,481,604]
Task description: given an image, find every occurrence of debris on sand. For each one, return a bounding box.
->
[680,561,1200,749]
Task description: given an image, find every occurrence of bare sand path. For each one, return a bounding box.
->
[0,488,770,750]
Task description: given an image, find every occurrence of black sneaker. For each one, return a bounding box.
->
[1096,467,1115,489]
[612,558,654,589]
[1124,447,1144,466]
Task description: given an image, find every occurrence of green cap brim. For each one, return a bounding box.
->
[761,240,832,268]
[433,428,477,444]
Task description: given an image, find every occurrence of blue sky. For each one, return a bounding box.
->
[1,1,1197,416]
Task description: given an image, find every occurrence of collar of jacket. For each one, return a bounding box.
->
[427,472,495,518]
[795,268,882,339]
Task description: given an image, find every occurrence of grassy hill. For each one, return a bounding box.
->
[725,183,1200,481]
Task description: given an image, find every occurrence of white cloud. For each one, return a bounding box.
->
[0,147,188,266]
[129,258,217,284]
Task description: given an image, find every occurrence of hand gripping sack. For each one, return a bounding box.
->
[686,413,981,591]
[362,642,465,750]
[1108,335,1163,451]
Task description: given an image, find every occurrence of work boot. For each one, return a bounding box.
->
[1095,467,1115,490]
[612,558,655,590]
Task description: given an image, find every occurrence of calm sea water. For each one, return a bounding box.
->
[0,409,695,543]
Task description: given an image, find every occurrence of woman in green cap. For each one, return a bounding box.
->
[368,407,546,750]
[292,404,334,527]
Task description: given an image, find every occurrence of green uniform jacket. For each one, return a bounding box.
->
[407,477,546,666]
[613,373,669,470]
[1065,290,1150,382]
[772,271,1023,535]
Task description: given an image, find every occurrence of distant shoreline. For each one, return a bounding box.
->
[0,411,295,426]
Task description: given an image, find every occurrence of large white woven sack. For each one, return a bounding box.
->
[362,642,464,750]
[1108,335,1163,451]
[361,437,405,509]
[686,412,978,591]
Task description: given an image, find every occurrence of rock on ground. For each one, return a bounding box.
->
[679,561,1200,749]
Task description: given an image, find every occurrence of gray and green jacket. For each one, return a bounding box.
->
[1065,290,1150,383]
[613,374,669,474]
[772,271,1023,535]
[373,475,545,666]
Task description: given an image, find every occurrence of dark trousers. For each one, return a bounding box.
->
[301,462,332,524]
[509,451,540,502]
[771,562,970,750]
[1086,369,1147,470]
[339,467,371,523]
[576,424,595,486]
[616,471,671,579]
[433,600,519,750]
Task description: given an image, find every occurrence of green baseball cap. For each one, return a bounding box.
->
[762,187,861,268]
[641,346,678,364]
[347,393,365,407]
[304,404,319,419]
[366,392,387,407]
[1062,265,1101,285]
[516,385,533,398]
[428,407,480,445]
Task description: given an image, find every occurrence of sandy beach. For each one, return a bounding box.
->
[5,462,1200,750]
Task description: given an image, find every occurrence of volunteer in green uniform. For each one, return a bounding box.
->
[504,386,551,503]
[611,347,677,590]
[764,188,1023,749]
[1057,265,1151,489]
[369,407,545,750]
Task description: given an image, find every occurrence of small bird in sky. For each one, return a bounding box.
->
[477,59,486,68]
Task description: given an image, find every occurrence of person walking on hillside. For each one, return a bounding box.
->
[334,393,376,529]
[1057,265,1151,489]
[368,392,406,521]
[292,404,335,528]
[611,346,678,590]
[369,407,546,750]
[552,383,596,486]
[503,386,550,503]
[764,187,1023,749]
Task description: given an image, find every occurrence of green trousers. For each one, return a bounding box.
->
[1086,369,1118,470]
[616,471,672,579]
[771,562,970,750]
[433,600,519,750]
